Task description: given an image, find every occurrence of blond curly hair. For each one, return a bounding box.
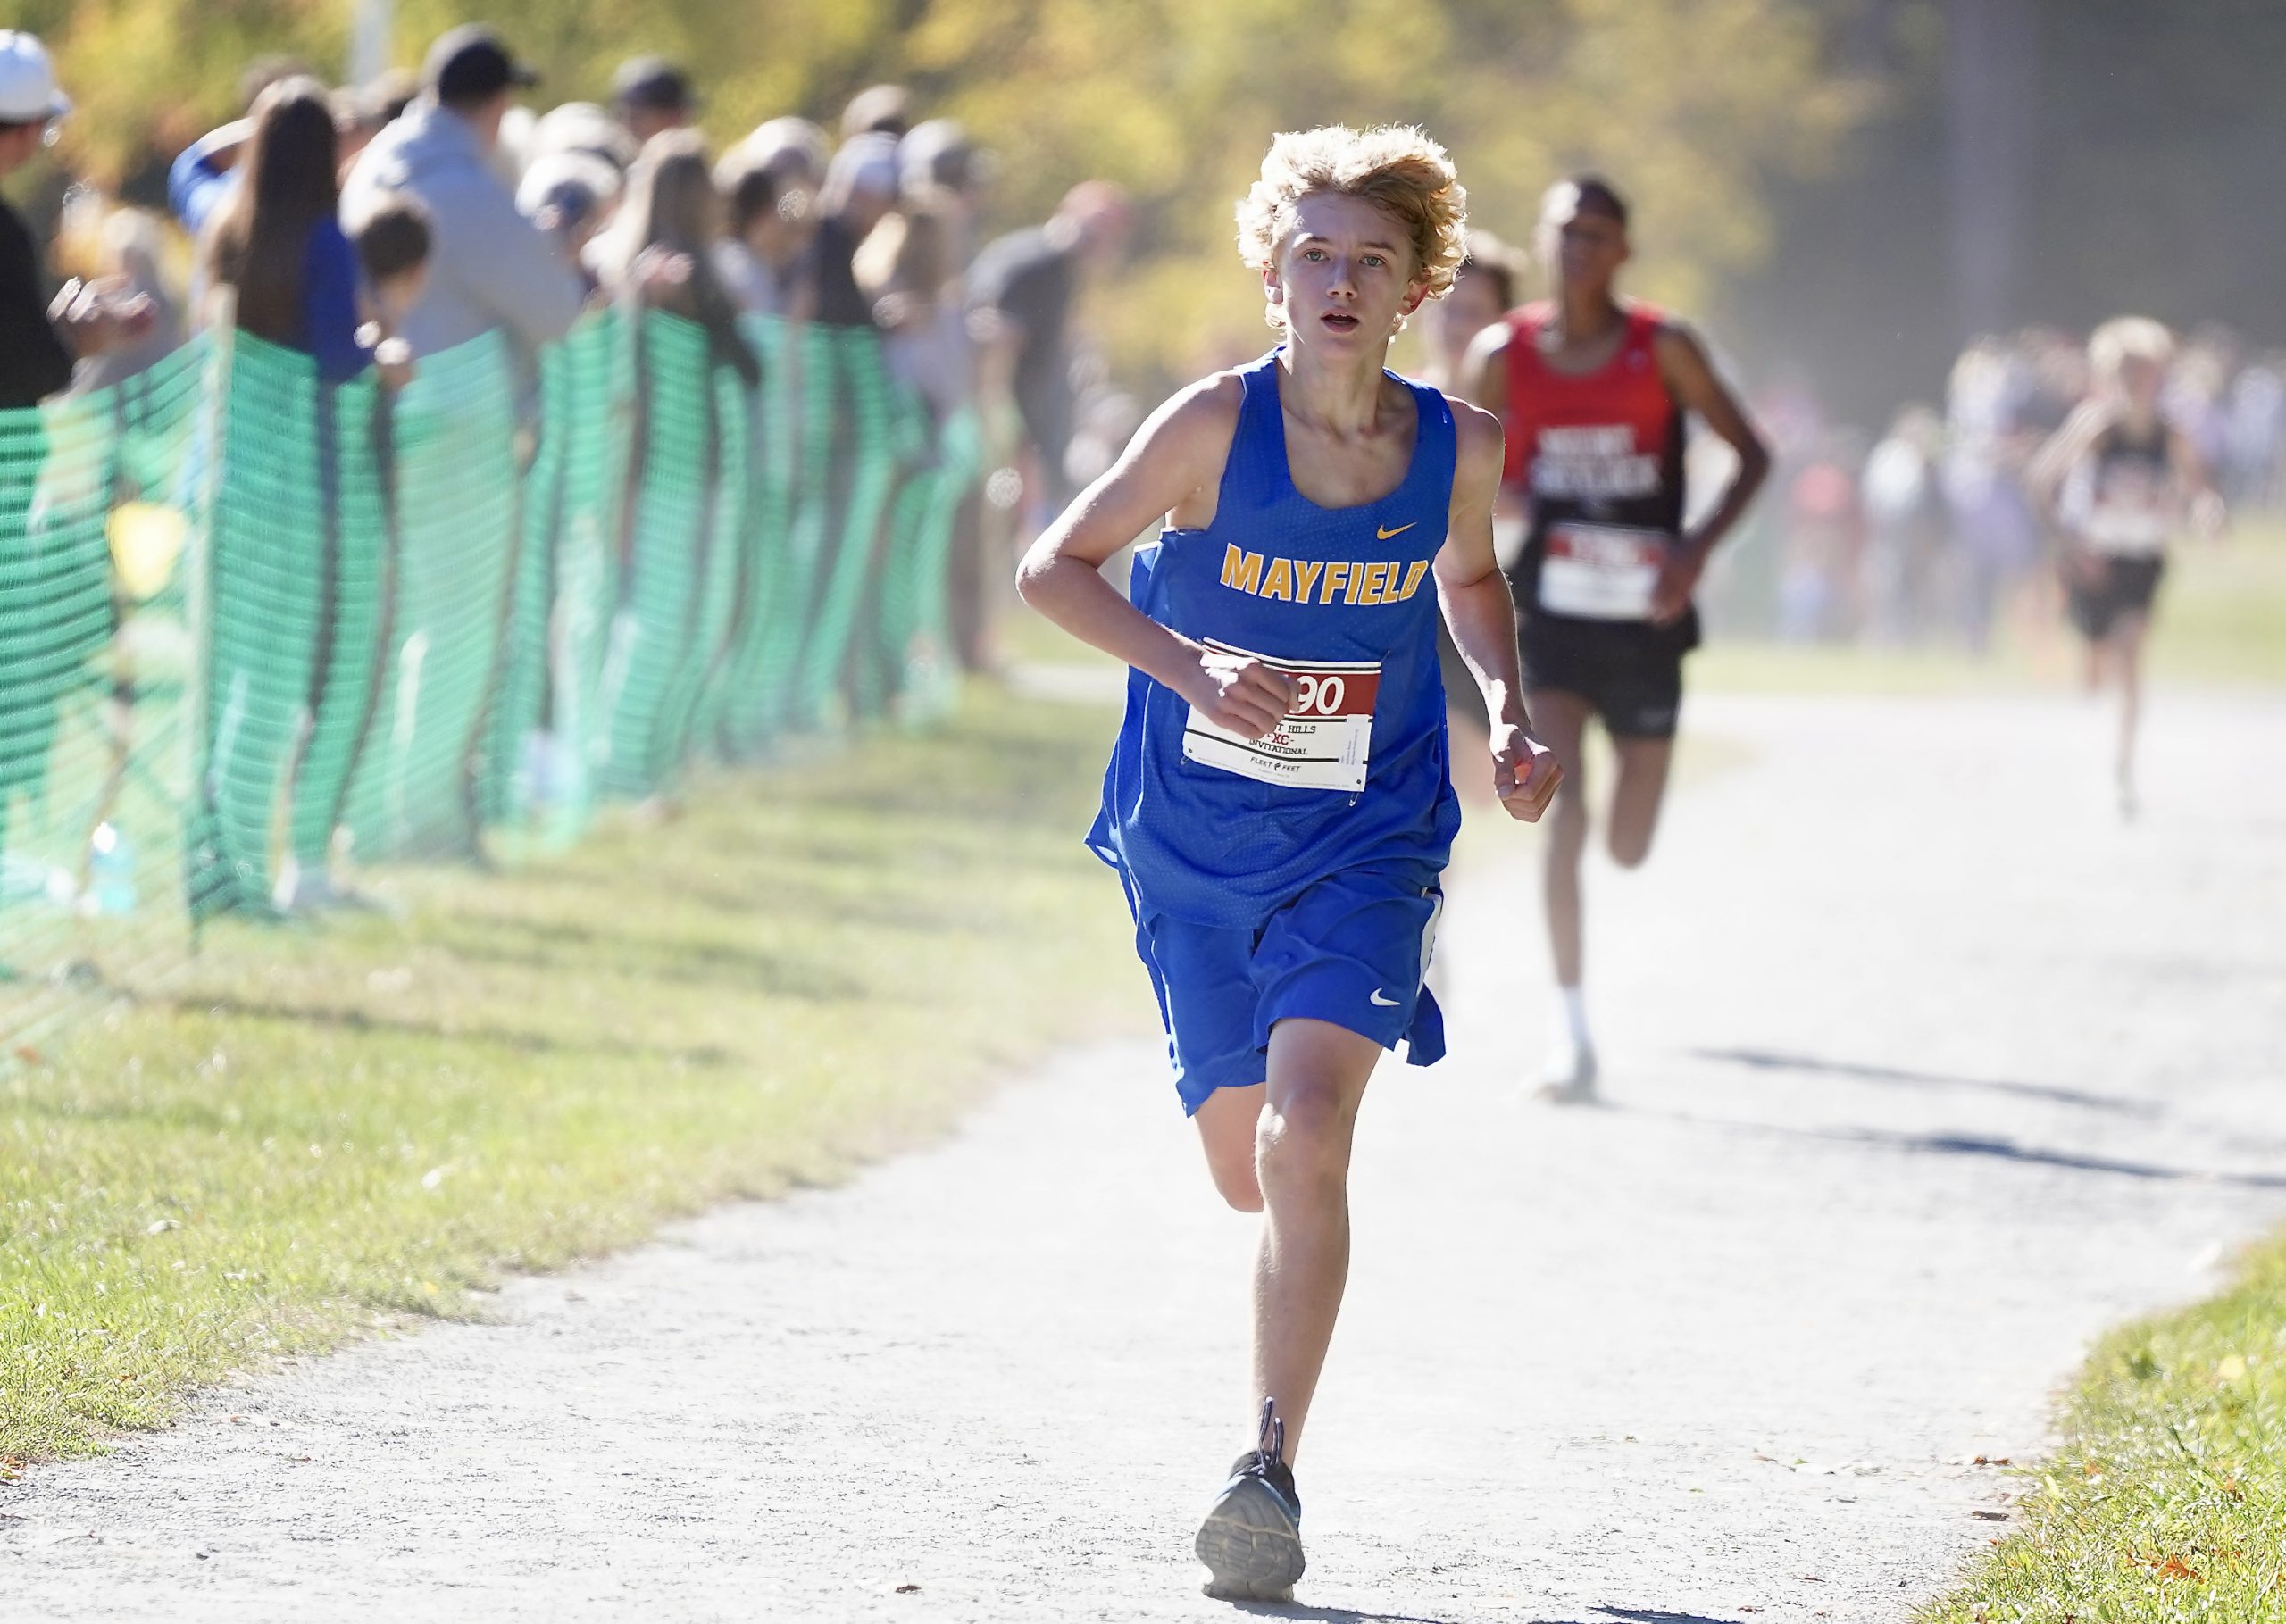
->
[2089,315,2175,381]
[1235,124,1467,332]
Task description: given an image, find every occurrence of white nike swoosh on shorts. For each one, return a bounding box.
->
[1369,989,1400,1007]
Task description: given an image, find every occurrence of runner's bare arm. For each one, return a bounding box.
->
[1015,375,1297,740]
[1649,322,1772,623]
[1461,321,1524,520]
[2028,403,2115,579]
[2168,424,2229,537]
[1436,401,1561,822]
[2027,401,2110,515]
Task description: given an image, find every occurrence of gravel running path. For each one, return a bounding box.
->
[5,687,2284,1623]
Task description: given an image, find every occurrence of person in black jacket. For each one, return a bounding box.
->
[0,31,148,408]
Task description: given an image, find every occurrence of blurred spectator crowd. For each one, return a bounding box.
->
[0,22,1140,670]
[1729,325,2281,652]
[11,20,2273,671]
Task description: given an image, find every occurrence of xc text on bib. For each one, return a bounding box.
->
[1181,640,1381,794]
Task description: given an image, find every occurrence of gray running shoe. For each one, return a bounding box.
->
[1196,1398,1305,1602]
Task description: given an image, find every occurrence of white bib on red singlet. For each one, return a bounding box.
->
[1536,521,1673,621]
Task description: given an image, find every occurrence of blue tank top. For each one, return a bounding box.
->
[1089,351,1462,929]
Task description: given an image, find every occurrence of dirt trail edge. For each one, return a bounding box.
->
[5,688,2283,1623]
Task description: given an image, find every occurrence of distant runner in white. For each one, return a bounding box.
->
[2029,316,2225,820]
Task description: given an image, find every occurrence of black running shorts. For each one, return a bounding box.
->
[1517,615,1686,740]
[2065,554,2165,642]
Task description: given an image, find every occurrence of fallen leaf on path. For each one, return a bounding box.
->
[2153,1556,2198,1580]
[1971,1510,2008,1520]
[895,1584,921,1595]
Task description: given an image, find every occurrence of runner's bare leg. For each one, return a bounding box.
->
[2114,612,2149,807]
[1197,1082,1266,1212]
[1606,736,1677,869]
[1249,1016,1381,1463]
[1531,688,1595,986]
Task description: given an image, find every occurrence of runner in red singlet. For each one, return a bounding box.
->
[1467,176,1770,1101]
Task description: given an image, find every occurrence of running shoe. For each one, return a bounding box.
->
[1536,1036,1599,1104]
[1196,1397,1305,1602]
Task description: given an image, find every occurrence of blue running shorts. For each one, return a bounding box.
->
[1126,863,1447,1116]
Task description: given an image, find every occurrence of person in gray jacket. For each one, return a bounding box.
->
[341,24,581,359]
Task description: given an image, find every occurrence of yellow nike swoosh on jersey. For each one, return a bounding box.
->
[1375,521,1417,540]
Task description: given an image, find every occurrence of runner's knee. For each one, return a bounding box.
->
[1607,824,1655,869]
[1256,1088,1353,1201]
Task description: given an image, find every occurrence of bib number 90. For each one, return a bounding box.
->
[1289,673,1347,717]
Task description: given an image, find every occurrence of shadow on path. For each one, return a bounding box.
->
[1860,1128,2286,1188]
[1230,1603,1460,1624]
[1695,1045,2158,1118]
[1638,1103,2286,1191]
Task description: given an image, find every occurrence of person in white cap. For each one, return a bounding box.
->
[0,30,148,407]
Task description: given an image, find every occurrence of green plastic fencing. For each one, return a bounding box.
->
[0,340,209,1041]
[0,307,977,1048]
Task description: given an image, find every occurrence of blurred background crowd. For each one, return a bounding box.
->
[4,0,2282,670]
[2,21,1148,675]
[1703,323,2282,652]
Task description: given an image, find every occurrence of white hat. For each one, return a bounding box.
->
[516,147,621,224]
[0,32,70,125]
[824,132,899,203]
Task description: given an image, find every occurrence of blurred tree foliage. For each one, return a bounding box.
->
[30,0,1870,385]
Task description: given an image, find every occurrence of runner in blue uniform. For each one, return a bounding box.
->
[1017,125,1560,1603]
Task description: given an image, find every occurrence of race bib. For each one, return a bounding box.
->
[1538,522,1672,620]
[2083,464,2173,555]
[1181,640,1381,794]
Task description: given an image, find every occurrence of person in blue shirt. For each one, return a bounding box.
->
[177,77,396,387]
[1016,124,1560,1603]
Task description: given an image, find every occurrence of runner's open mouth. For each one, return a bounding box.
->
[1320,312,1360,333]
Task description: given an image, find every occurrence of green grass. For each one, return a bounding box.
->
[0,685,1140,1463]
[1921,1233,2286,1620]
[996,594,1122,671]
[2146,517,2286,687]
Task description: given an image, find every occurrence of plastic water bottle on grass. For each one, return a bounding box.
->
[88,822,137,916]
